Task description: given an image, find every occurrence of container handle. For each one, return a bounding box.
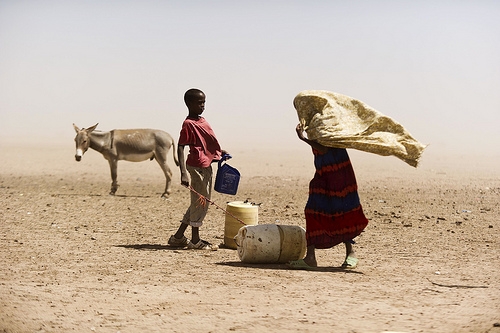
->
[218,153,232,167]
[234,238,241,248]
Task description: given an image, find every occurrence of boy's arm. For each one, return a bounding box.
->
[177,144,189,186]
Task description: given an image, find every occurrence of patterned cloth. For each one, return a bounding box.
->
[305,147,368,249]
[294,90,427,167]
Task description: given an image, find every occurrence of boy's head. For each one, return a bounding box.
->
[184,88,205,105]
[184,88,206,117]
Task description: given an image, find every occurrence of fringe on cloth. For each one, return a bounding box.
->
[294,90,427,167]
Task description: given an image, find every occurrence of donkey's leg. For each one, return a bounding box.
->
[154,150,173,198]
[108,159,119,195]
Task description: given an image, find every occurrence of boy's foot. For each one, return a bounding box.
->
[168,235,189,247]
[341,256,358,269]
[187,239,218,251]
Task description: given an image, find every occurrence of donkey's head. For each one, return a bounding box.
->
[73,123,98,161]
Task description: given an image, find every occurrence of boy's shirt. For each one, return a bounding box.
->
[179,116,222,168]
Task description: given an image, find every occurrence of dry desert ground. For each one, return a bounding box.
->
[1,142,499,333]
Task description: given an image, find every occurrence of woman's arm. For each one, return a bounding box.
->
[296,124,328,153]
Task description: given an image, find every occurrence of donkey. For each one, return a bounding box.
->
[73,123,179,198]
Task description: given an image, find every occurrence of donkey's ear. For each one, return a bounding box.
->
[87,123,99,132]
[73,123,80,133]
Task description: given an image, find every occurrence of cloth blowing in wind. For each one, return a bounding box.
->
[294,90,427,167]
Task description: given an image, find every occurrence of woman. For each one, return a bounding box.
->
[288,124,369,270]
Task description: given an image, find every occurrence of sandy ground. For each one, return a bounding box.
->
[1,142,499,333]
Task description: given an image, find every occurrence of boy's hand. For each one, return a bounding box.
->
[221,150,231,161]
[180,172,190,186]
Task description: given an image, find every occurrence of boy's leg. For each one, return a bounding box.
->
[191,227,200,244]
[185,165,212,241]
[167,207,190,246]
[174,222,189,239]
[168,221,189,247]
[169,166,211,247]
[185,166,219,250]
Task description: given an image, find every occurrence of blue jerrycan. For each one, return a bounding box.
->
[214,154,240,195]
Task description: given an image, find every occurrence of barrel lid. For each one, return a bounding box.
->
[227,201,259,208]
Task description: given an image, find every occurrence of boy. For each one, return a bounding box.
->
[168,88,226,250]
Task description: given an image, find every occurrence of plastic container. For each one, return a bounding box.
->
[214,154,240,195]
[234,224,306,264]
[224,201,259,249]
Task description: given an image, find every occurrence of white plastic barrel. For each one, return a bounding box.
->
[224,201,259,249]
[234,224,306,264]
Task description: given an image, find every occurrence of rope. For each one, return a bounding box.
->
[183,184,247,225]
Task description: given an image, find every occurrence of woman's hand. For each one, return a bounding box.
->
[296,123,306,141]
[296,123,328,153]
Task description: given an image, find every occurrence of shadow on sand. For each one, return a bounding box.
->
[54,193,155,198]
[115,244,364,274]
[115,244,178,251]
[216,261,364,274]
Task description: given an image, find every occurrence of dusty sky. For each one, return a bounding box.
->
[1,1,499,158]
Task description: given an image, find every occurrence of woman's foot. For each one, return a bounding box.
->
[287,259,318,271]
[341,255,358,269]
[342,241,358,268]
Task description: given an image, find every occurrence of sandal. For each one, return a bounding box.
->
[167,235,189,247]
[287,259,318,271]
[187,239,218,251]
[341,256,359,269]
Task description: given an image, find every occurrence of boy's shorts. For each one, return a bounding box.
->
[181,165,213,227]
